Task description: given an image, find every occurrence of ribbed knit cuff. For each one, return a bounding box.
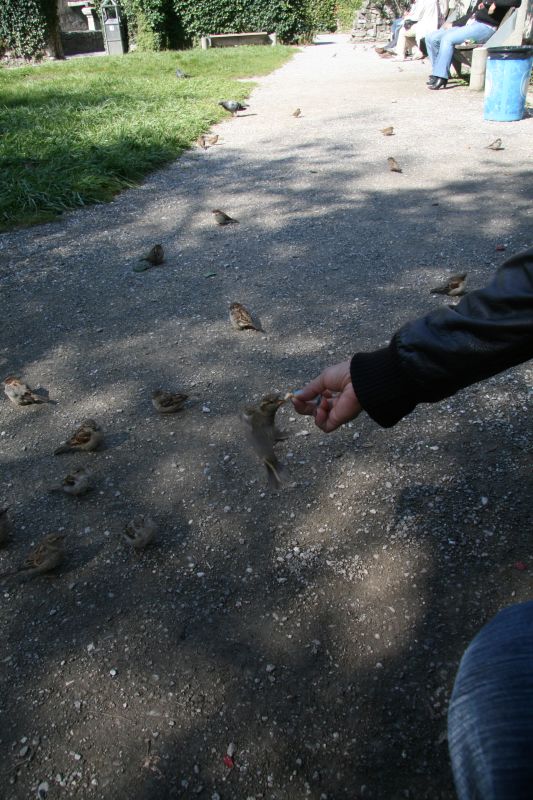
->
[350,343,417,428]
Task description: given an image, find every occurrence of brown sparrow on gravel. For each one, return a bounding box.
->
[387,157,402,173]
[242,394,287,490]
[205,134,219,146]
[49,467,94,496]
[229,302,261,331]
[0,533,65,581]
[430,274,467,297]
[0,507,10,547]
[487,138,504,151]
[123,515,157,551]
[54,419,103,455]
[212,209,239,226]
[152,389,188,413]
[197,135,207,150]
[134,244,164,272]
[292,108,302,118]
[3,376,50,406]
[381,126,394,136]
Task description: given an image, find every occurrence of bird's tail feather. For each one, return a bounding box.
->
[54,444,71,455]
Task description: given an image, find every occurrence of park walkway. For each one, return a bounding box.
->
[0,35,532,800]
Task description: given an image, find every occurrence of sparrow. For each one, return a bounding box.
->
[292,108,301,118]
[387,157,402,173]
[212,209,239,226]
[219,100,248,115]
[196,135,207,150]
[152,389,188,413]
[123,515,157,551]
[3,376,50,406]
[487,138,504,151]
[205,134,219,146]
[381,126,394,136]
[54,419,103,455]
[242,394,287,489]
[134,244,164,272]
[0,507,10,547]
[175,68,190,79]
[430,273,467,296]
[0,533,66,581]
[229,302,261,331]
[48,467,94,496]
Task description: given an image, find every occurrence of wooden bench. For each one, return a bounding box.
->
[200,32,277,49]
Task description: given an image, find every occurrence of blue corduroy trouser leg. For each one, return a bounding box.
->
[426,23,495,79]
[448,602,533,800]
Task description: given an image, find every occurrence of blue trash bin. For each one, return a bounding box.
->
[484,46,533,122]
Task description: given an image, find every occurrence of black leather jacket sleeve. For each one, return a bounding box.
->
[350,246,533,428]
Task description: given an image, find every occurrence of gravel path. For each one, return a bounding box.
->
[1,35,532,800]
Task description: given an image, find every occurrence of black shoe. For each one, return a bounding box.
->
[426,75,437,85]
[428,77,448,90]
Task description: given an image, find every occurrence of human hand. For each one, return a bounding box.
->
[488,2,496,12]
[290,360,362,433]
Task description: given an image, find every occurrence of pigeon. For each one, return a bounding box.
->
[49,468,94,496]
[124,515,157,551]
[212,209,239,226]
[487,138,504,151]
[54,419,103,455]
[0,533,65,581]
[175,68,190,79]
[229,302,261,331]
[387,157,402,173]
[218,100,248,115]
[242,395,287,490]
[3,376,50,406]
[134,244,164,272]
[152,389,188,413]
[0,507,10,547]
[430,273,467,296]
[381,126,394,136]
[292,108,302,118]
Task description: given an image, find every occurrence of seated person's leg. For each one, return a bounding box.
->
[448,601,533,800]
[385,18,404,51]
[425,27,445,70]
[430,25,474,79]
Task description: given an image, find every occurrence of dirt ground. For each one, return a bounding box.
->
[1,34,532,800]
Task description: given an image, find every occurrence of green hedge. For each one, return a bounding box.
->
[172,0,314,44]
[0,0,62,58]
[306,0,337,32]
[0,0,48,58]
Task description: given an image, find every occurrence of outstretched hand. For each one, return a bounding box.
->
[290,360,363,433]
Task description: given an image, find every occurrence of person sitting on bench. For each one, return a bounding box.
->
[394,0,448,60]
[425,0,521,90]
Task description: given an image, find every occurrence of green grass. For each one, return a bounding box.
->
[0,46,296,231]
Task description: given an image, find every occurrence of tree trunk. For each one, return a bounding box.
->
[44,0,65,58]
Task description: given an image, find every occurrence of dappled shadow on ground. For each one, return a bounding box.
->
[0,118,532,800]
